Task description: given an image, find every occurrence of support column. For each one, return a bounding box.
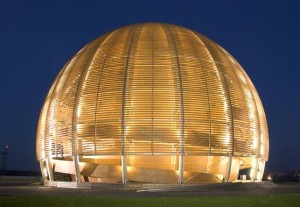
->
[256,160,265,181]
[74,155,81,183]
[40,160,47,181]
[45,158,54,181]
[121,155,128,184]
[178,152,184,184]
[225,155,232,182]
[252,157,259,182]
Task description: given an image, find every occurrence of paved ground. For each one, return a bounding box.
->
[0,179,299,197]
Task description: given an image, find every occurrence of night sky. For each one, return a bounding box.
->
[0,0,299,172]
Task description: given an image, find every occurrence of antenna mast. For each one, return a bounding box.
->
[0,145,8,176]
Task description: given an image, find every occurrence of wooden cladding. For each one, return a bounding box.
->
[36,23,268,163]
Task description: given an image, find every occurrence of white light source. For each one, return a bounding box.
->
[224,135,229,145]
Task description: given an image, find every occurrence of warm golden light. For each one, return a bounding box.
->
[36,23,269,185]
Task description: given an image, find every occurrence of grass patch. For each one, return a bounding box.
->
[0,194,299,207]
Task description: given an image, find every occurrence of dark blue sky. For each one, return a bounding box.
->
[0,0,299,172]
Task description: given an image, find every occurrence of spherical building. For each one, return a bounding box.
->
[36,23,269,185]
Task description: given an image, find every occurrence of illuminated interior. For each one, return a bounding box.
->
[36,23,269,184]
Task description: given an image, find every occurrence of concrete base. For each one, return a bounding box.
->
[43,180,277,191]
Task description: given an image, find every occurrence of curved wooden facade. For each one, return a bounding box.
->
[37,23,268,184]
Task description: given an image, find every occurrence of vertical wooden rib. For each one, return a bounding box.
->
[162,24,185,184]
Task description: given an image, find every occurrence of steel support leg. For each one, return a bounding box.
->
[45,158,54,181]
[178,154,184,184]
[40,160,47,181]
[121,155,128,184]
[252,157,259,182]
[225,155,232,182]
[74,155,81,183]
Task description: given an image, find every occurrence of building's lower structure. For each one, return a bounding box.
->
[40,155,265,184]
